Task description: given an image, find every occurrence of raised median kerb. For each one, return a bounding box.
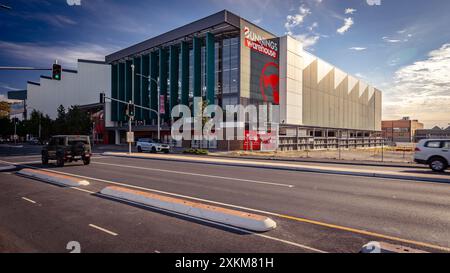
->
[0,165,16,171]
[102,152,450,184]
[18,168,90,187]
[100,186,277,232]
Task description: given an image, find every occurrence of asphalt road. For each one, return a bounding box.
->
[1,144,450,253]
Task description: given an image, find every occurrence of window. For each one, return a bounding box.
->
[425,141,442,148]
[443,141,450,149]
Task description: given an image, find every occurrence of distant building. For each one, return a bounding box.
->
[7,90,27,121]
[382,117,424,143]
[415,126,450,142]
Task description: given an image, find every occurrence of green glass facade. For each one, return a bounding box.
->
[110,32,240,124]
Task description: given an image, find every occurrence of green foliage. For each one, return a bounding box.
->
[183,148,208,155]
[0,101,10,118]
[0,117,13,137]
[2,105,92,141]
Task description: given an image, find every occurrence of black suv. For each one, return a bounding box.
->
[42,135,92,167]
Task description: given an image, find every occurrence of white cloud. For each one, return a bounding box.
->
[349,47,367,51]
[292,34,320,49]
[307,22,319,31]
[345,8,357,14]
[21,13,77,28]
[383,43,450,127]
[285,4,311,34]
[0,41,119,68]
[337,17,354,34]
[0,83,21,91]
[382,36,402,43]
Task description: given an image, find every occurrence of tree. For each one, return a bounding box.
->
[0,101,10,118]
[53,105,67,134]
[65,106,91,135]
[0,117,13,137]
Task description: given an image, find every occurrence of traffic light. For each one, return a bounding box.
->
[126,103,135,117]
[129,104,135,117]
[52,63,62,80]
[100,93,106,104]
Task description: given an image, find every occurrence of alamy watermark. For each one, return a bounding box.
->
[170,98,280,142]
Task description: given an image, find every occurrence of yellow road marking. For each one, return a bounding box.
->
[3,159,450,252]
[279,214,450,252]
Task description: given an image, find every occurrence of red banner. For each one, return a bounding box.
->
[159,95,165,115]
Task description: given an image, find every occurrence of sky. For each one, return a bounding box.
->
[0,0,449,128]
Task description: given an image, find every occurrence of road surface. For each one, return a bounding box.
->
[1,145,450,253]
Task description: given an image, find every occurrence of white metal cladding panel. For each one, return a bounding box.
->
[280,36,303,125]
[279,36,383,131]
[279,36,288,124]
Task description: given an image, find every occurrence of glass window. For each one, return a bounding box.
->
[425,141,442,148]
[443,141,450,149]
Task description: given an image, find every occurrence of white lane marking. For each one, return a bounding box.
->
[102,194,325,253]
[21,197,37,204]
[154,250,161,253]
[71,187,95,194]
[92,161,294,188]
[89,224,118,236]
[5,157,104,165]
[2,160,324,252]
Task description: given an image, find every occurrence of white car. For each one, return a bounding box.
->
[136,138,170,153]
[414,139,450,172]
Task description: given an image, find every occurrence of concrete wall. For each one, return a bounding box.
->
[279,36,303,125]
[27,60,112,126]
[279,35,382,131]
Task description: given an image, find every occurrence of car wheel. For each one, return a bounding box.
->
[83,157,91,165]
[42,155,49,165]
[137,146,142,153]
[429,157,447,172]
[151,147,157,153]
[56,157,65,167]
[163,150,169,154]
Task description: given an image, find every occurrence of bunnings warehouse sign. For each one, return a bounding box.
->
[241,22,280,105]
[243,26,278,59]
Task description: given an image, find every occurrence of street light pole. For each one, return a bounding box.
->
[129,64,135,154]
[136,73,160,142]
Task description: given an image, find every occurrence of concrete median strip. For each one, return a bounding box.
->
[18,168,89,187]
[103,152,450,184]
[0,165,16,172]
[100,186,277,232]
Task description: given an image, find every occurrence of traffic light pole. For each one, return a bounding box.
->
[101,94,160,152]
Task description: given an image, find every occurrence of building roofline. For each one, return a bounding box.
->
[63,69,78,73]
[27,81,40,86]
[78,59,107,65]
[105,10,241,63]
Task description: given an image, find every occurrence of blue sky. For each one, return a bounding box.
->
[1,0,449,127]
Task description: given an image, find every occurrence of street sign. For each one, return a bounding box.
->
[126,132,135,143]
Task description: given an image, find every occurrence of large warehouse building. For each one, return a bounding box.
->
[105,10,382,150]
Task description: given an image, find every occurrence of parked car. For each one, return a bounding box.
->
[28,137,40,145]
[136,138,170,153]
[414,139,450,172]
[42,135,92,167]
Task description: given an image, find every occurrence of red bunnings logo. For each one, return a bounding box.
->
[244,26,278,59]
[260,62,279,105]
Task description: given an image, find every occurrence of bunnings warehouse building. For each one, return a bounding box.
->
[45,10,372,151]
